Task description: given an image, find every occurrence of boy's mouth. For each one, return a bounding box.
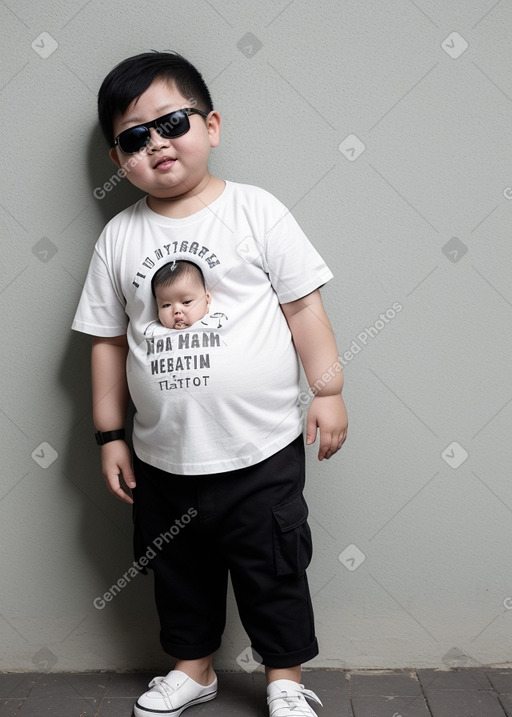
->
[154,156,177,170]
[174,320,187,329]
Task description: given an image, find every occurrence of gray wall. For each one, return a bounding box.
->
[1,0,511,672]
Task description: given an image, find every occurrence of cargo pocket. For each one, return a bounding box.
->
[272,493,313,577]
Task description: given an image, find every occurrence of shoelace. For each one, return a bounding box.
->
[267,686,323,715]
[147,675,189,710]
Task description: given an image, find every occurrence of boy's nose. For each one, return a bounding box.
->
[147,127,169,151]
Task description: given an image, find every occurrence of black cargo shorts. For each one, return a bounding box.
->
[132,433,319,668]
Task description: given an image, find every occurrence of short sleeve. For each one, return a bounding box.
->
[72,240,128,337]
[262,204,333,304]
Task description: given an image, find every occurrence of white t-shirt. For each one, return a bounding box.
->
[72,181,333,474]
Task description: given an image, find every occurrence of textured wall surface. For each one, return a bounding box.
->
[1,0,511,672]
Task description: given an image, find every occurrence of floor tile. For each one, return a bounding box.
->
[196,698,258,716]
[349,670,422,695]
[418,668,493,692]
[29,673,109,700]
[424,689,507,717]
[351,693,431,717]
[499,693,512,717]
[217,671,265,695]
[0,674,38,699]
[104,672,154,698]
[2,667,512,716]
[17,696,99,717]
[487,670,512,694]
[219,673,264,715]
[206,689,260,716]
[94,698,135,717]
[0,699,25,717]
[302,670,352,716]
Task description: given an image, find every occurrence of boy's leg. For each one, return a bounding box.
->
[265,665,301,684]
[219,434,319,669]
[217,435,323,716]
[132,456,224,716]
[132,454,228,662]
[174,656,216,686]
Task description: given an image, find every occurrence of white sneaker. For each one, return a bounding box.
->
[133,669,217,717]
[267,679,323,717]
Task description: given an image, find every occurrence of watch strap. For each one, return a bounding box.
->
[95,429,126,446]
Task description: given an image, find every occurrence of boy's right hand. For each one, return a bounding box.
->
[100,440,136,504]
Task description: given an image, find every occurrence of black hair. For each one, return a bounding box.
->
[98,51,214,147]
[151,260,206,298]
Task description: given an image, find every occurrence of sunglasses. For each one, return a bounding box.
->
[114,107,209,154]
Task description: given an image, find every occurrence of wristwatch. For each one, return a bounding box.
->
[95,429,126,446]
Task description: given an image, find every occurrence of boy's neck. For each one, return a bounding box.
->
[146,175,226,219]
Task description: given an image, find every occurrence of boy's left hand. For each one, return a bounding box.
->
[306,394,348,460]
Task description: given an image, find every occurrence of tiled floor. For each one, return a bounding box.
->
[1,667,512,716]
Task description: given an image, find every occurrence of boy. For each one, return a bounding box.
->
[152,260,211,330]
[72,51,347,717]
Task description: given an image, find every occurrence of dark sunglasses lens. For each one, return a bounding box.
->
[116,111,194,153]
[118,125,150,153]
[156,111,190,138]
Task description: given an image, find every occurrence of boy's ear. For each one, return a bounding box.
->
[207,111,221,148]
[109,147,122,169]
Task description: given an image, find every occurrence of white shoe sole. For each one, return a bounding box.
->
[133,689,217,717]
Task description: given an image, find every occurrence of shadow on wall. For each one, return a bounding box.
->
[56,124,167,670]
